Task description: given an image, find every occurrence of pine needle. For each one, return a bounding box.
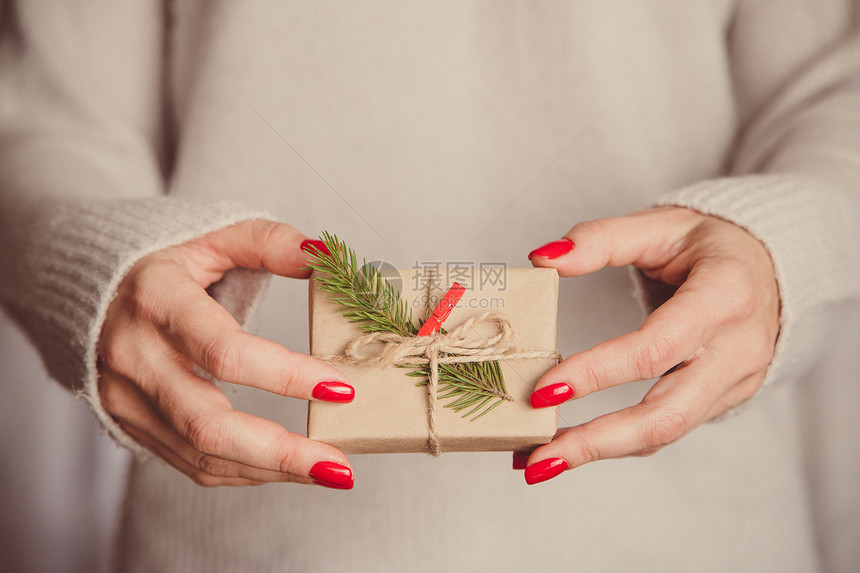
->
[307,232,416,337]
[307,232,512,420]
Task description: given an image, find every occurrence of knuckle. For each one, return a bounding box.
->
[197,454,235,478]
[274,350,300,397]
[752,325,777,361]
[124,260,173,321]
[571,219,610,243]
[746,340,775,373]
[250,219,284,248]
[575,435,600,466]
[561,427,601,467]
[721,268,758,321]
[203,335,242,382]
[579,353,608,394]
[275,435,298,474]
[98,375,127,415]
[730,300,757,326]
[185,412,226,455]
[643,408,689,449]
[98,340,137,378]
[734,328,776,376]
[188,470,223,488]
[635,334,678,380]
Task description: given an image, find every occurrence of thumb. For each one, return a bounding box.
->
[527,207,700,277]
[184,219,322,279]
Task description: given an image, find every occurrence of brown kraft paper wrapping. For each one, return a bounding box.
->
[307,267,560,454]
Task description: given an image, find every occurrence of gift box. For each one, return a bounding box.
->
[307,266,560,454]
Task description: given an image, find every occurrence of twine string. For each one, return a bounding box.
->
[332,312,557,366]
[318,311,560,456]
[424,268,441,456]
[426,337,442,456]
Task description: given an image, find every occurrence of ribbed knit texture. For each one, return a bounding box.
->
[0,196,271,455]
[655,17,860,393]
[658,175,860,393]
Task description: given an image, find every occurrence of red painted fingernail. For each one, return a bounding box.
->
[512,451,531,470]
[530,382,574,408]
[312,381,355,403]
[301,239,331,257]
[310,461,354,489]
[524,458,569,485]
[528,239,573,260]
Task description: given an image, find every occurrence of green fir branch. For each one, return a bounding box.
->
[307,232,513,420]
[307,231,416,337]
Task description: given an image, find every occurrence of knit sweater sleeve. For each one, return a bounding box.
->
[649,0,860,395]
[0,2,271,454]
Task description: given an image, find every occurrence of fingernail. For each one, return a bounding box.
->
[512,451,531,470]
[528,239,573,260]
[301,239,331,257]
[312,381,355,403]
[530,382,574,408]
[310,461,354,489]
[524,458,569,485]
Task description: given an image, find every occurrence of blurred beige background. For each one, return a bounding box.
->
[0,310,128,573]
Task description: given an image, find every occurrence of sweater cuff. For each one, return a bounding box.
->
[19,197,273,456]
[648,174,855,401]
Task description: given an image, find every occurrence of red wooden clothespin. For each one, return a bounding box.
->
[416,282,466,336]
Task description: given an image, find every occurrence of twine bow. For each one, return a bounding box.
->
[319,310,560,456]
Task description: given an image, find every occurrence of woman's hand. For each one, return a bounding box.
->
[518,207,780,484]
[97,220,356,489]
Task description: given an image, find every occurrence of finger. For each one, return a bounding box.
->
[122,422,265,487]
[702,370,766,421]
[133,263,350,400]
[168,291,350,399]
[138,360,353,484]
[532,260,742,406]
[512,427,568,470]
[104,371,314,485]
[191,219,317,279]
[524,353,735,484]
[101,371,263,486]
[632,373,763,457]
[528,207,702,277]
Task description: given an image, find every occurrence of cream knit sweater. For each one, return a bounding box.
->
[1,1,859,571]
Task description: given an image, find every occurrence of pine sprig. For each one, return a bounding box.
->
[307,231,416,337]
[406,361,513,420]
[308,232,512,419]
